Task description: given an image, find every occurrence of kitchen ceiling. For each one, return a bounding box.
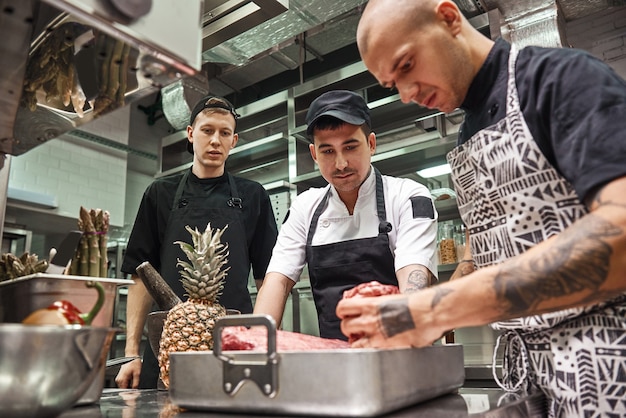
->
[200,0,488,106]
[197,0,611,109]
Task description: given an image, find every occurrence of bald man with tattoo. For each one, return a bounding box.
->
[337,0,626,416]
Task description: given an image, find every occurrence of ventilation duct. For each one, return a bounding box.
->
[161,74,210,131]
[202,0,367,65]
[203,0,290,51]
[492,2,565,47]
[556,0,620,21]
[484,0,620,48]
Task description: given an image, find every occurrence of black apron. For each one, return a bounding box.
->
[139,169,252,388]
[306,168,397,340]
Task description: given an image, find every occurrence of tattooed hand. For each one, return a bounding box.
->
[336,292,444,348]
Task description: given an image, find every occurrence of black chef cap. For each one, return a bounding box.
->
[305,90,371,136]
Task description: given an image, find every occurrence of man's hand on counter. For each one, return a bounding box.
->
[115,358,142,389]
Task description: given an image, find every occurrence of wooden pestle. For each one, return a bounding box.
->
[135,261,181,310]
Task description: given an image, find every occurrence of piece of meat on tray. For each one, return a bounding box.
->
[221,281,399,350]
[221,326,350,351]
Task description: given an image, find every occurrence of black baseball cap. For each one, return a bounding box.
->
[187,96,240,153]
[305,90,371,136]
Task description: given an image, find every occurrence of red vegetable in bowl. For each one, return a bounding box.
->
[22,280,105,325]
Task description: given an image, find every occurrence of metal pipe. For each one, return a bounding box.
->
[0,156,11,244]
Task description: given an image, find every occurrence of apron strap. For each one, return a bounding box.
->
[373,167,392,234]
[167,169,190,229]
[173,169,190,209]
[226,173,243,209]
[492,330,529,393]
[306,187,331,248]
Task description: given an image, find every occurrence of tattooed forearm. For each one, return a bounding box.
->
[450,259,476,281]
[405,268,434,292]
[494,214,620,317]
[431,286,453,309]
[585,184,626,210]
[379,297,415,338]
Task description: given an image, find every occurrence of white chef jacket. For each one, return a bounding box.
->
[267,167,439,283]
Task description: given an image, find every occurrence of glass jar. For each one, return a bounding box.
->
[455,225,466,262]
[439,223,457,264]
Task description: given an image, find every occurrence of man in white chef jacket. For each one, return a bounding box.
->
[253,90,438,340]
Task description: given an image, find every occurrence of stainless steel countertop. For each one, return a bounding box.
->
[59,387,545,418]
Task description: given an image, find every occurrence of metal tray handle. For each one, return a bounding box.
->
[212,314,279,398]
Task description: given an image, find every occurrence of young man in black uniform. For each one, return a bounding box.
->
[115,96,278,389]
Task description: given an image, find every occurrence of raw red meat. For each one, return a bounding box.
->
[220,326,349,351]
[221,282,399,350]
[342,280,400,299]
[342,281,400,343]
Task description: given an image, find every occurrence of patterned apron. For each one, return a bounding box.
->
[447,47,626,417]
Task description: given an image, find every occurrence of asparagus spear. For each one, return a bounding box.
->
[99,210,110,277]
[79,206,101,277]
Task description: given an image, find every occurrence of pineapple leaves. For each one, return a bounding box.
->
[173,223,230,302]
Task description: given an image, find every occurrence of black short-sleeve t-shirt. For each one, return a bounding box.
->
[121,170,278,284]
[459,38,626,203]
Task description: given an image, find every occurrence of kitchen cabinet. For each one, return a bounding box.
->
[107,243,128,335]
[105,243,150,385]
[249,275,320,336]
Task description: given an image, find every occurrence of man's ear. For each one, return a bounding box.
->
[436,0,463,35]
[309,143,318,163]
[231,133,239,148]
[187,124,194,150]
[368,132,377,155]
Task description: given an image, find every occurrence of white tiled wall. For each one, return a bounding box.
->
[8,107,131,228]
[124,170,154,228]
[79,105,131,146]
[8,139,128,227]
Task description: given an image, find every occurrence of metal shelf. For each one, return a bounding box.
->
[435,198,460,222]
[157,58,464,220]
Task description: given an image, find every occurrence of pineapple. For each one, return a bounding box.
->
[158,223,230,388]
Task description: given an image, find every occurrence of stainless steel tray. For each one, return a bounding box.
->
[169,315,465,417]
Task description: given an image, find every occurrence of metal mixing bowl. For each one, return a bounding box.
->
[0,324,116,418]
[146,310,168,358]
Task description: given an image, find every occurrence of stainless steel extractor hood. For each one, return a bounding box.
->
[203,0,289,51]
[0,0,204,163]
